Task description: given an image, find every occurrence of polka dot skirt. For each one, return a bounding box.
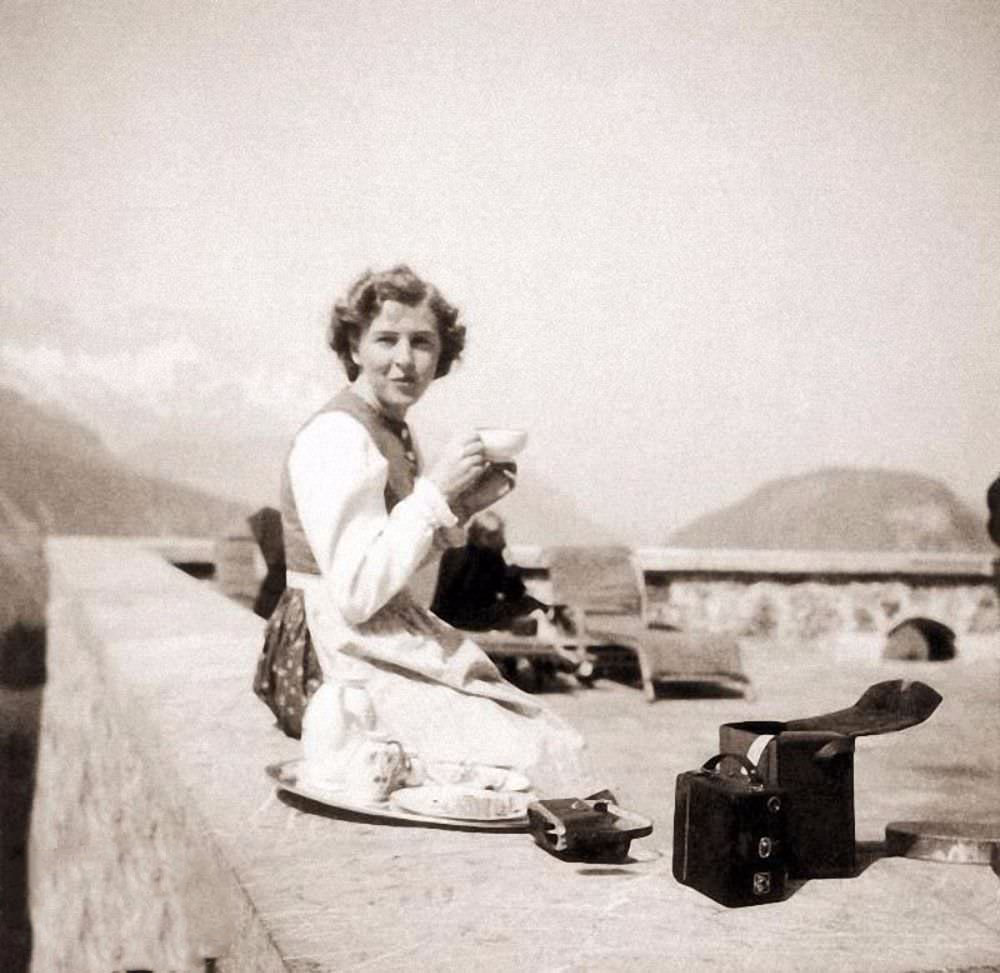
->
[252,588,323,739]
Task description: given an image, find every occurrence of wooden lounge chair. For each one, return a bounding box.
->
[450,612,595,688]
[545,546,752,702]
[246,506,287,620]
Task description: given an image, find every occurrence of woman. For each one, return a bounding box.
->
[260,264,589,797]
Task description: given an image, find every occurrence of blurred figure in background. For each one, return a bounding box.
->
[430,511,546,632]
[431,512,595,688]
[987,473,1000,547]
[247,506,287,620]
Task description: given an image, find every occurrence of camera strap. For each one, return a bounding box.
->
[701,752,765,788]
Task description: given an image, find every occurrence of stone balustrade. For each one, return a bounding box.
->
[31,535,1000,972]
[211,533,999,651]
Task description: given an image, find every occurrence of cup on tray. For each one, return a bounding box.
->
[340,734,409,804]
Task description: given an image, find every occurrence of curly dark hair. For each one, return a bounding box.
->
[328,264,466,381]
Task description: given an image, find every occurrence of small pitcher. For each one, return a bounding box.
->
[301,677,377,788]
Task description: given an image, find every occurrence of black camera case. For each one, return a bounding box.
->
[719,679,942,879]
[719,725,855,877]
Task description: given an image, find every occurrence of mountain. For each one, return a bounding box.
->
[126,433,290,509]
[126,432,616,546]
[667,467,993,552]
[0,386,249,537]
[482,469,616,546]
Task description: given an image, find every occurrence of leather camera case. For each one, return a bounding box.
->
[719,679,942,880]
[719,723,855,878]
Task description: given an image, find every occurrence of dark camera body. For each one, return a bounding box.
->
[720,723,856,879]
[528,794,653,863]
[673,755,788,908]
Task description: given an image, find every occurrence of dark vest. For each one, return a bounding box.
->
[281,387,418,575]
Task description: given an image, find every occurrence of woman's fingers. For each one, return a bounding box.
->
[428,432,497,503]
[458,458,486,490]
[461,435,485,458]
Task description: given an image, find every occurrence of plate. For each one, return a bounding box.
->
[885,820,1000,864]
[423,763,531,792]
[266,760,529,831]
[391,785,532,822]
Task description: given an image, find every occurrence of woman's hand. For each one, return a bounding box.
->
[425,432,488,505]
[453,462,517,522]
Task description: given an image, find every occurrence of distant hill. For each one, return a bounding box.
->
[127,433,290,509]
[0,386,249,537]
[667,467,992,552]
[482,469,617,546]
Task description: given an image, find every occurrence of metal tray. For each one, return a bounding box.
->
[267,760,530,832]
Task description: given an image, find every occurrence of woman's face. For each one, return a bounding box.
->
[352,299,442,418]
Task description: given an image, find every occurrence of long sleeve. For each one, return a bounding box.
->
[288,412,457,625]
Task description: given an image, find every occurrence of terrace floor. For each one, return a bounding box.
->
[252,640,1000,972]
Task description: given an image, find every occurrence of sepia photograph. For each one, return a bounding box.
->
[2,1,998,970]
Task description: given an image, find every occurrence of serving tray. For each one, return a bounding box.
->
[266,760,530,832]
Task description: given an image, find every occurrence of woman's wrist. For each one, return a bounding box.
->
[412,477,459,528]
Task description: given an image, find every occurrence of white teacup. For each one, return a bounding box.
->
[477,427,528,462]
[340,734,409,804]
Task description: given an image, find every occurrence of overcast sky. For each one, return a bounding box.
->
[2,0,997,541]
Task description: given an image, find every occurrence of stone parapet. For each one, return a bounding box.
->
[196,533,1000,645]
[33,537,292,972]
[32,536,1000,971]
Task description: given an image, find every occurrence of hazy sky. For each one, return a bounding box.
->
[2,0,997,541]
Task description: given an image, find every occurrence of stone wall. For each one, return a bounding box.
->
[644,577,999,644]
[32,538,292,973]
[30,536,1000,973]
[214,532,1000,651]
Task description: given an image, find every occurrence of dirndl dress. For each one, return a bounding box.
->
[253,587,322,739]
[252,385,592,796]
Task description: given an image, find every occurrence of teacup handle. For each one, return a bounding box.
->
[385,739,409,771]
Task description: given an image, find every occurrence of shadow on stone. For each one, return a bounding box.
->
[0,622,47,688]
[0,625,46,971]
[575,866,642,876]
[853,839,890,877]
[651,682,748,700]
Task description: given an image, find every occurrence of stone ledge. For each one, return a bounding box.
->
[31,536,1000,972]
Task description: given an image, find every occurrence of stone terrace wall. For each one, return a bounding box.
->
[213,533,999,650]
[31,537,1000,973]
[506,546,999,651]
[33,538,294,972]
[644,577,999,643]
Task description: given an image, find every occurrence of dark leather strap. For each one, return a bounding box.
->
[701,752,763,786]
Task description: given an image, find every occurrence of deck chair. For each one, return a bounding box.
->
[246,506,287,620]
[545,546,752,702]
[447,608,595,686]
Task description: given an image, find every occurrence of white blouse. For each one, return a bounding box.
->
[288,402,591,795]
[287,410,459,625]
